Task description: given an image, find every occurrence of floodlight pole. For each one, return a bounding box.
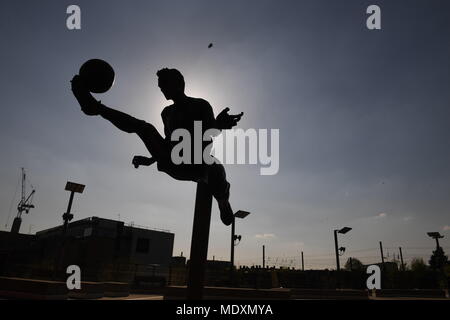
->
[379,241,385,271]
[399,247,405,271]
[229,210,250,285]
[427,232,444,251]
[301,251,304,271]
[187,182,212,300]
[62,182,85,235]
[229,215,237,285]
[230,214,236,273]
[63,191,75,235]
[334,230,340,272]
[55,181,85,280]
[262,245,265,268]
[434,238,441,250]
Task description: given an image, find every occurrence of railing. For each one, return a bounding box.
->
[124,222,170,233]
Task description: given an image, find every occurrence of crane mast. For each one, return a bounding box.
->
[11,168,35,234]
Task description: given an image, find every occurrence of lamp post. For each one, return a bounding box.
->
[54,181,85,280]
[301,251,304,271]
[62,181,85,235]
[230,210,250,285]
[333,227,352,272]
[427,232,444,250]
[399,247,405,271]
[333,227,351,289]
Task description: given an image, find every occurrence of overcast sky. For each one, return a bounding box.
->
[1,0,449,269]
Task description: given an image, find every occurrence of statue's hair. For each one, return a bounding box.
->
[157,68,185,91]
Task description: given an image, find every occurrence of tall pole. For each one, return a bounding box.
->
[230,216,235,267]
[230,215,236,284]
[334,230,340,271]
[187,182,213,300]
[379,241,385,270]
[63,191,75,235]
[262,245,265,268]
[301,251,304,271]
[399,247,405,271]
[435,238,441,250]
[57,190,76,280]
[11,168,29,234]
[21,168,25,212]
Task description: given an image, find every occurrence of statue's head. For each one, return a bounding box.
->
[157,68,185,100]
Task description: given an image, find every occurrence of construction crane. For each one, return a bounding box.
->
[11,168,36,234]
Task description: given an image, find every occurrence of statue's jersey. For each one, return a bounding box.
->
[161,96,216,160]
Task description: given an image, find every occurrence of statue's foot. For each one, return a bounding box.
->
[218,199,233,226]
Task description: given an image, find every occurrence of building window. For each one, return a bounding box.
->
[136,238,150,253]
[83,227,93,237]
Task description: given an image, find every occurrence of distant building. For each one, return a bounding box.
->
[1,216,174,283]
[37,216,174,266]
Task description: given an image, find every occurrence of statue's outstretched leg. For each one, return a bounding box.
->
[204,162,233,226]
[155,158,234,226]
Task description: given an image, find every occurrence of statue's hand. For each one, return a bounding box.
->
[70,75,100,116]
[70,75,86,94]
[216,107,244,130]
[132,155,156,168]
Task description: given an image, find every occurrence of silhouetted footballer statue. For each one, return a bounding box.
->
[71,68,243,226]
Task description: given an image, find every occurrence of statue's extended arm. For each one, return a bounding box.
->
[201,101,244,137]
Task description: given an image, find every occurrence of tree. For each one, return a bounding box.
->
[344,257,364,271]
[410,257,427,272]
[429,247,449,271]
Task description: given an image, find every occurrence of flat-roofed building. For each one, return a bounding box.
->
[1,217,174,283]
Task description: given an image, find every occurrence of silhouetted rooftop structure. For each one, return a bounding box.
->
[1,217,174,283]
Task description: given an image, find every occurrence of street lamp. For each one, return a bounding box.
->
[334,227,351,271]
[427,232,444,250]
[62,181,85,235]
[54,181,85,280]
[230,210,250,284]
